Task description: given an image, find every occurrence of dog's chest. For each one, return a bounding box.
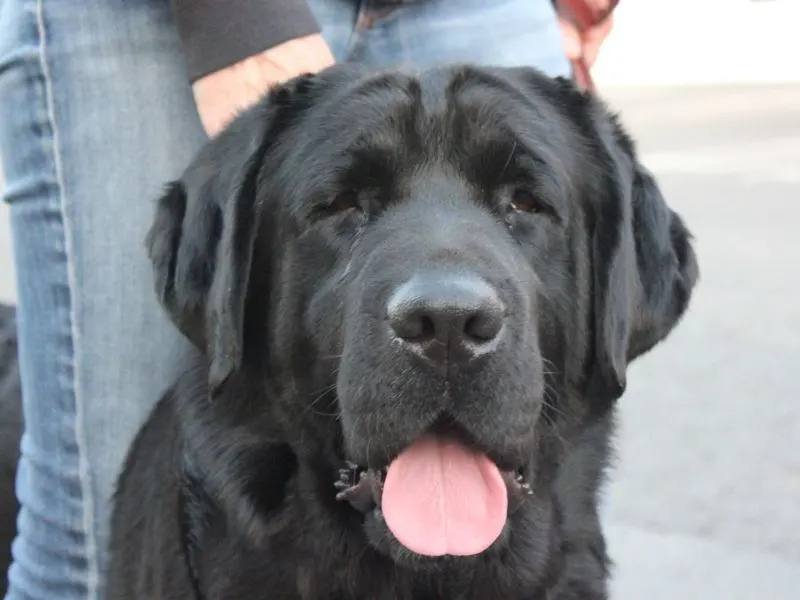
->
[292,561,541,600]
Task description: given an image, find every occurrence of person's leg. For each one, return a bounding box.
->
[348,0,571,76]
[0,0,206,597]
[308,0,361,62]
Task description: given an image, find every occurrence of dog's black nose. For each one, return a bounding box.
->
[387,273,505,364]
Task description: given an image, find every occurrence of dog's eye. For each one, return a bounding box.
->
[509,188,543,214]
[323,190,362,215]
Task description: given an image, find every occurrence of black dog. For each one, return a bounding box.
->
[0,302,22,597]
[107,64,698,599]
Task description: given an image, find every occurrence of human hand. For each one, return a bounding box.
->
[556,0,616,69]
[192,34,335,137]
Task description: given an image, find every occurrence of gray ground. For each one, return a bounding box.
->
[1,85,799,598]
[599,85,800,599]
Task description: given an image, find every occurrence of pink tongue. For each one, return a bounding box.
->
[382,436,508,557]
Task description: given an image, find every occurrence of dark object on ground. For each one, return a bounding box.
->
[0,302,21,596]
[107,63,699,599]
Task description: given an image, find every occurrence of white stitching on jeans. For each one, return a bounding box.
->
[35,0,99,596]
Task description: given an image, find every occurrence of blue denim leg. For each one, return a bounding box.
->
[0,0,357,596]
[0,1,207,597]
[347,0,571,75]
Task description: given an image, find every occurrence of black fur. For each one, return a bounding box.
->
[107,64,699,599]
[0,302,21,597]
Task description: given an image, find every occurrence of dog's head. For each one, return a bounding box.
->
[148,64,698,567]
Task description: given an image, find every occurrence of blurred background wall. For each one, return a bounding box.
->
[594,0,800,86]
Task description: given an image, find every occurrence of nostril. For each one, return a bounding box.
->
[417,315,435,341]
[464,311,504,343]
[391,312,436,342]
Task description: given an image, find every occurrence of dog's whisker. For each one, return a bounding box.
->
[311,409,340,418]
[301,381,340,418]
[542,357,560,376]
[542,391,569,421]
[539,383,576,452]
[498,140,517,181]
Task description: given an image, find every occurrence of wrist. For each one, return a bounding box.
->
[191,35,335,137]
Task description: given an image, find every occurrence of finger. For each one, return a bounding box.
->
[582,15,614,68]
[558,18,582,61]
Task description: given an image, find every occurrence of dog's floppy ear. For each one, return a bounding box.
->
[146,73,325,394]
[565,81,700,405]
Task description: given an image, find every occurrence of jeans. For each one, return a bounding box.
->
[0,0,569,597]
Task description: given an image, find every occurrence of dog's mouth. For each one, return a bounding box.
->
[335,464,531,511]
[335,434,532,558]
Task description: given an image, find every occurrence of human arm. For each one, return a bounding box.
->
[171,0,335,137]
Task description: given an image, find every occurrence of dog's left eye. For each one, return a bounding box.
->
[509,188,544,214]
[323,190,362,216]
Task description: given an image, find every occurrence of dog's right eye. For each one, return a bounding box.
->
[322,190,362,216]
[509,188,544,214]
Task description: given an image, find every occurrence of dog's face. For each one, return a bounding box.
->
[148,64,698,569]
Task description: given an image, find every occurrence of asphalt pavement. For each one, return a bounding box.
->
[599,85,800,599]
[1,84,799,598]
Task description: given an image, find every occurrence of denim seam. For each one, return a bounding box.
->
[34,1,99,597]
